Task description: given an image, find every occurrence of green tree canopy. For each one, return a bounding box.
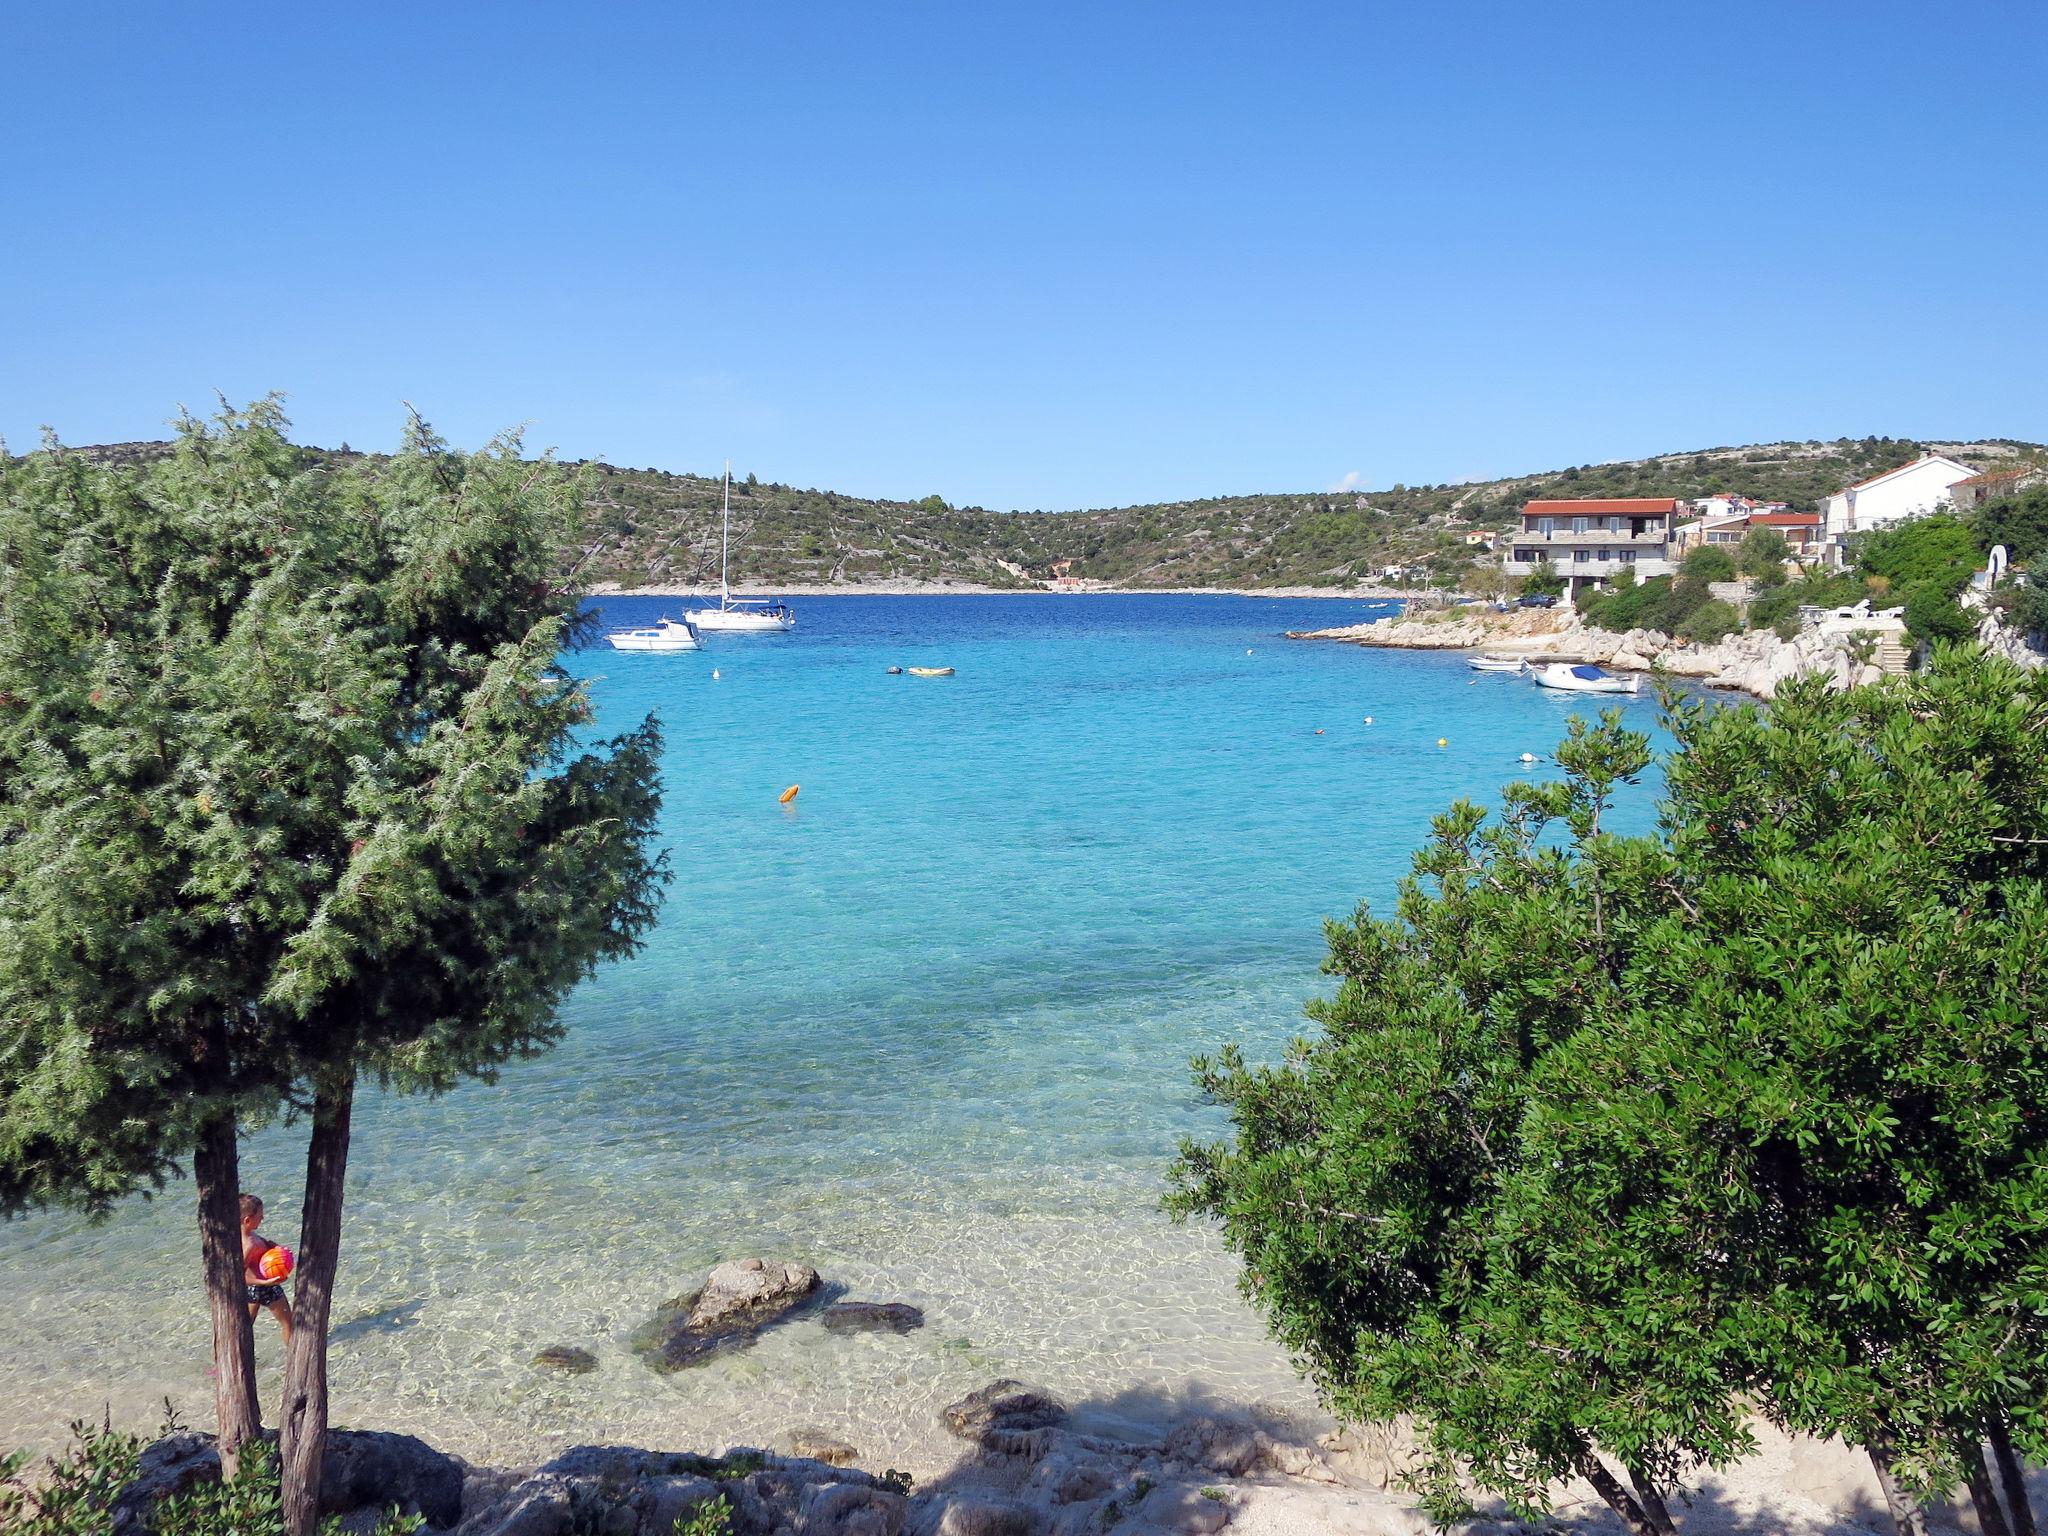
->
[1174,650,2048,1536]
[0,401,668,1531]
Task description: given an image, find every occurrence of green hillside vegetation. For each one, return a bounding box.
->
[42,434,2048,592]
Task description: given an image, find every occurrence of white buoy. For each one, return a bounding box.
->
[712,669,720,679]
[1363,716,1373,725]
[1520,752,1537,763]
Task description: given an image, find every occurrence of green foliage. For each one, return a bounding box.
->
[1857,513,1980,594]
[1172,651,2048,1526]
[1677,597,1740,643]
[1681,544,1738,584]
[0,1426,420,1536]
[1519,560,1565,597]
[672,1494,732,1536]
[1975,484,2048,567]
[2003,580,2048,639]
[1746,569,1863,631]
[1737,527,1792,579]
[1902,583,1977,644]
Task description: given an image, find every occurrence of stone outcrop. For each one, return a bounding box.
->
[114,1429,466,1533]
[940,1380,1068,1448]
[452,1446,906,1536]
[632,1258,824,1372]
[1291,607,1891,699]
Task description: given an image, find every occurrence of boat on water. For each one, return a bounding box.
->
[686,462,797,633]
[906,666,954,678]
[606,617,702,653]
[1468,654,1526,673]
[1531,662,1639,695]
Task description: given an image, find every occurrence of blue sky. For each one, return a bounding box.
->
[4,1,2043,510]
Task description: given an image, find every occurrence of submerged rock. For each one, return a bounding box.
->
[632,1257,824,1371]
[822,1301,926,1334]
[781,1427,862,1467]
[531,1344,598,1375]
[941,1380,1067,1447]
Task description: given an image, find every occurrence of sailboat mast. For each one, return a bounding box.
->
[720,460,731,608]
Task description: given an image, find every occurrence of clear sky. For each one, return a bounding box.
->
[3,1,2043,510]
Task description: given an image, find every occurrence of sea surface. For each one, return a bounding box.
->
[0,594,1679,1470]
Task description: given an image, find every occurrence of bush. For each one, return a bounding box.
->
[1738,528,1792,580]
[1679,598,1741,644]
[1681,545,1738,584]
[1858,513,1979,593]
[1,1424,422,1536]
[2006,581,2048,640]
[1975,484,2048,566]
[1519,561,1565,598]
[1902,582,1977,643]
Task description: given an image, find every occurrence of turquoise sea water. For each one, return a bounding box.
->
[0,595,1675,1469]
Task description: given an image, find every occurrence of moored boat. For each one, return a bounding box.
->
[685,462,797,633]
[1530,662,1639,695]
[606,617,701,652]
[906,666,954,677]
[1468,654,1526,673]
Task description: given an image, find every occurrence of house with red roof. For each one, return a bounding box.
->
[1504,497,1679,594]
[1950,464,2047,515]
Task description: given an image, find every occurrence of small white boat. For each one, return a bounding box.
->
[906,666,954,678]
[606,617,701,653]
[685,463,796,633]
[1468,654,1526,673]
[1531,662,1639,695]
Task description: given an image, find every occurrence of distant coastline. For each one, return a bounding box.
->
[593,581,1413,600]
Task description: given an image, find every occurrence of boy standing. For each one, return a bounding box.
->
[240,1193,293,1344]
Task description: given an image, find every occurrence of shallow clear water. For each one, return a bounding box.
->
[0,594,1674,1470]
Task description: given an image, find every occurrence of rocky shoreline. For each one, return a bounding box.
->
[94,1257,2031,1534]
[1288,606,1895,699]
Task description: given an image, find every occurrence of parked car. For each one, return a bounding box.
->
[1516,593,1559,608]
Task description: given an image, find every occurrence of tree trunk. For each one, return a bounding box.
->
[278,1072,354,1536]
[1992,1420,2036,1536]
[1867,1434,1933,1536]
[1573,1444,1662,1536]
[1965,1439,2015,1536]
[192,1108,261,1477]
[1628,1464,1680,1536]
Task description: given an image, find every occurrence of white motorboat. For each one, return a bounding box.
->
[1468,654,1526,673]
[606,617,701,653]
[1531,662,1639,695]
[686,462,796,633]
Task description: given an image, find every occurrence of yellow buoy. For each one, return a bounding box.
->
[778,784,800,805]
[1438,737,1448,748]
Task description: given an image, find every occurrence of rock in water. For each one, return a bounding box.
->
[821,1301,925,1334]
[633,1257,824,1371]
[941,1380,1067,1446]
[531,1344,598,1374]
[781,1427,862,1467]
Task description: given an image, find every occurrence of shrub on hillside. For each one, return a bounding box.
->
[1678,598,1741,644]
[1858,513,1979,592]
[1976,484,2048,566]
[1902,582,1977,644]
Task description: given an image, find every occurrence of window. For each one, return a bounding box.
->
[1514,547,1537,562]
[1538,518,1556,536]
[1597,548,1611,561]
[1572,517,1588,534]
[1620,550,1638,563]
[1574,549,1590,562]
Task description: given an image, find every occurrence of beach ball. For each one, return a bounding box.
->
[258,1245,294,1281]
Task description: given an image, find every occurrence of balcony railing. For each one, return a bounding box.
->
[1514,527,1672,546]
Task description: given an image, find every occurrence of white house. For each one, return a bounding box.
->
[1822,454,1979,561]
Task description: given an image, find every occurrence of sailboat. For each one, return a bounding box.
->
[685,462,797,633]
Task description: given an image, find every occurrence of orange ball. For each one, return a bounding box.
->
[258,1245,294,1282]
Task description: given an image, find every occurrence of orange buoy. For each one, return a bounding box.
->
[778,784,800,805]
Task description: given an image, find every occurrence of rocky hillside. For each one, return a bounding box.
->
[48,435,2048,591]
